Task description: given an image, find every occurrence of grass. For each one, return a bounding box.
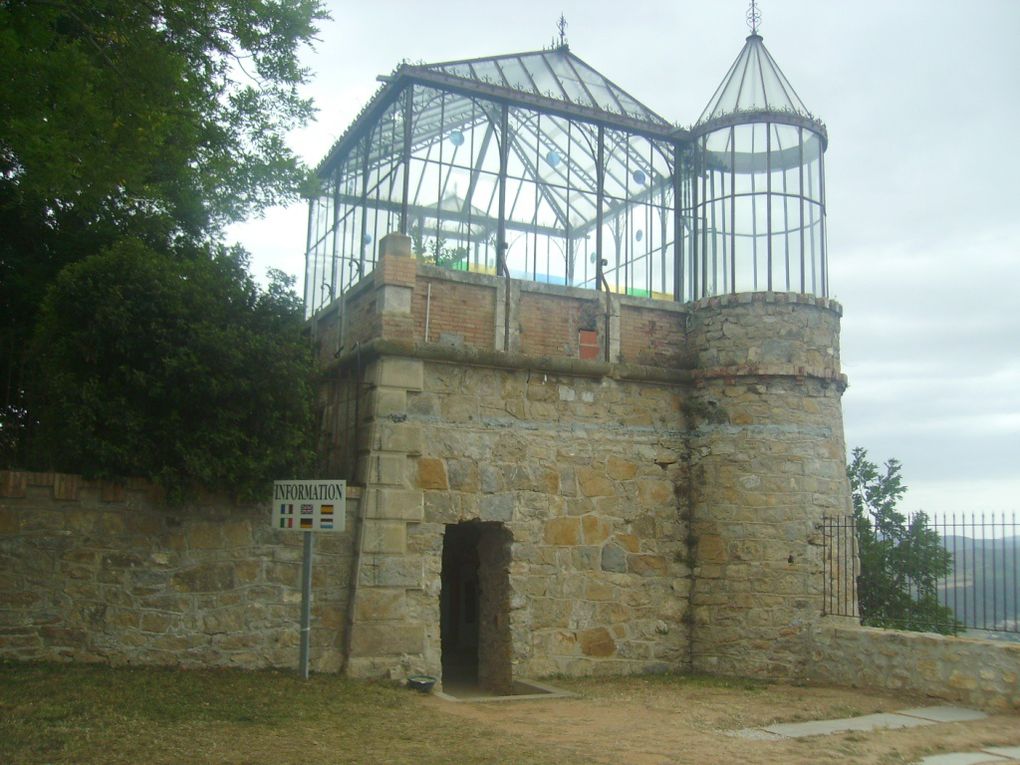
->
[552,670,772,698]
[0,661,578,765]
[3,662,1001,765]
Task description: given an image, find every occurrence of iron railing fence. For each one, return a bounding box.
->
[822,513,1019,636]
[822,514,859,621]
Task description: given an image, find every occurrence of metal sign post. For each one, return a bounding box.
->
[298,530,314,679]
[272,479,346,679]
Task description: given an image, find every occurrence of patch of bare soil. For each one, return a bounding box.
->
[428,676,1020,765]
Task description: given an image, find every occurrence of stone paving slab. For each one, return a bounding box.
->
[985,748,1020,759]
[731,705,997,743]
[763,712,934,738]
[900,706,990,724]
[723,728,786,740]
[915,753,1012,765]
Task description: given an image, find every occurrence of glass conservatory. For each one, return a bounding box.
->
[304,33,828,316]
[690,32,828,297]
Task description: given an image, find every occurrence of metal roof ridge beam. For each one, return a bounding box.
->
[490,59,514,89]
[752,43,770,112]
[562,55,601,111]
[759,43,810,118]
[565,54,627,116]
[423,47,561,71]
[566,49,671,126]
[538,50,573,101]
[515,55,542,95]
[402,69,685,141]
[316,81,403,176]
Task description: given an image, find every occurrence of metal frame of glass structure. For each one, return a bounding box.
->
[690,33,828,297]
[304,41,828,316]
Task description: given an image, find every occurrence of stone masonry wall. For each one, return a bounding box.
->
[685,293,852,679]
[338,352,691,683]
[412,362,691,679]
[318,364,368,480]
[807,620,1020,711]
[323,239,854,685]
[0,471,360,671]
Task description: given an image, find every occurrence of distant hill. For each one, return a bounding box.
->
[937,535,1018,632]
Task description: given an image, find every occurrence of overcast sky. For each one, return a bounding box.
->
[228,0,1020,518]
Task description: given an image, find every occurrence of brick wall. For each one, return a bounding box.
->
[313,244,696,369]
[619,303,688,366]
[517,289,597,359]
[411,275,497,350]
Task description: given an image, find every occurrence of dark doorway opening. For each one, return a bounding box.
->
[440,521,512,694]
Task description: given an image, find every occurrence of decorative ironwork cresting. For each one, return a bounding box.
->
[746,0,761,35]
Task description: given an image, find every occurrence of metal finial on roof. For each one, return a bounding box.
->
[557,13,568,47]
[746,0,761,35]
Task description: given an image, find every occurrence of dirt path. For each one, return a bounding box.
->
[428,676,1020,764]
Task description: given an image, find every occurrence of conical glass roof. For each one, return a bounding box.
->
[417,46,670,127]
[695,33,815,131]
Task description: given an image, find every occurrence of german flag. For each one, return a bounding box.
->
[300,518,313,529]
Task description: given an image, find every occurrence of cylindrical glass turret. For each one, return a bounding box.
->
[691,119,826,298]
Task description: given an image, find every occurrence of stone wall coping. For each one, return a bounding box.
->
[309,270,376,326]
[693,364,849,391]
[311,261,839,329]
[0,469,362,503]
[825,621,1020,653]
[418,262,695,314]
[615,294,689,314]
[689,291,844,317]
[322,338,848,389]
[0,470,163,502]
[416,262,501,290]
[321,336,694,384]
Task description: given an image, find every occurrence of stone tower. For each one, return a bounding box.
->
[683,20,851,677]
[305,14,853,687]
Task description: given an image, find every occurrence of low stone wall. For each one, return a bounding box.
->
[807,618,1020,711]
[0,470,360,671]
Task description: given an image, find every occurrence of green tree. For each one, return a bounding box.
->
[848,447,959,634]
[29,239,315,499]
[0,0,327,465]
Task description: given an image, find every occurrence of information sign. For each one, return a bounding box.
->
[272,480,346,532]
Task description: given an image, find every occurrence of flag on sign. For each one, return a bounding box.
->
[300,518,313,529]
[321,504,334,515]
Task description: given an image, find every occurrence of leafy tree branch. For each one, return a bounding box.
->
[848,447,959,634]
